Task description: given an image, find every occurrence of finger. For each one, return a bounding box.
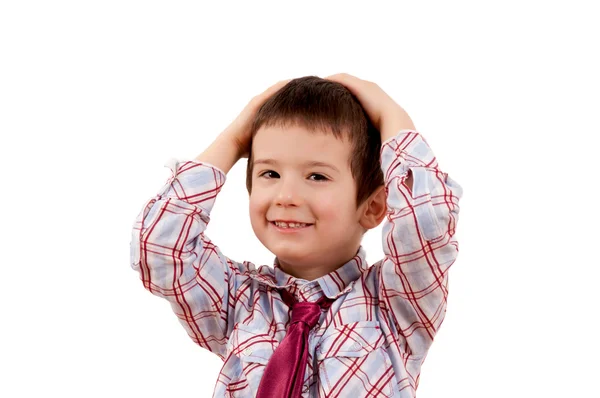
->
[325,73,371,92]
[324,72,351,79]
[323,74,346,84]
[265,79,292,94]
[324,73,363,84]
[254,79,292,102]
[249,79,291,106]
[325,74,368,99]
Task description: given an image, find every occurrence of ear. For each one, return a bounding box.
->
[358,185,387,230]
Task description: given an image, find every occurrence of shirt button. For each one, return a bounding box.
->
[242,348,252,355]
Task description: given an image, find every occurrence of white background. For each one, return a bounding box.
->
[1,1,598,397]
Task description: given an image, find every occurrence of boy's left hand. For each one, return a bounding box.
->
[324,73,416,142]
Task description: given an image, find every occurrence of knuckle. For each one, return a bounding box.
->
[328,72,346,80]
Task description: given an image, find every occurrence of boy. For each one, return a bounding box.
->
[130,73,462,397]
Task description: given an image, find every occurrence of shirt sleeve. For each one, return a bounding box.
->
[378,130,463,362]
[129,158,243,361]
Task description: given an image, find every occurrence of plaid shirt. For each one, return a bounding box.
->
[130,130,462,397]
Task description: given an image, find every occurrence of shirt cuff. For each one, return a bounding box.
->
[380,129,437,169]
[164,157,228,177]
[157,157,227,211]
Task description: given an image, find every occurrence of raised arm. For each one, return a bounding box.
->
[324,73,463,362]
[129,79,291,359]
[379,130,462,360]
[130,153,238,360]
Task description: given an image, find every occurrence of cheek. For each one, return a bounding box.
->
[248,205,262,234]
[249,195,268,221]
[314,195,348,221]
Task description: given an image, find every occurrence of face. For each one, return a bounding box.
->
[249,124,369,281]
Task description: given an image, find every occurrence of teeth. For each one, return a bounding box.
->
[274,221,308,228]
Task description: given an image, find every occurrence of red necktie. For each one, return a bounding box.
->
[256,288,334,398]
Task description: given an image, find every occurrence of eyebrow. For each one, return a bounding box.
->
[253,158,340,173]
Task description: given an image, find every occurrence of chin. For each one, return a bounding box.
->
[271,247,308,264]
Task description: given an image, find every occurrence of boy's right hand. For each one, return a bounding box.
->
[221,79,291,159]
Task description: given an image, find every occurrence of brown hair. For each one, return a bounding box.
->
[245,76,384,208]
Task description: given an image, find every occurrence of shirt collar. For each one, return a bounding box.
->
[248,246,369,300]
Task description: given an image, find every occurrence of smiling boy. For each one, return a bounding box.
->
[249,124,380,281]
[130,74,462,397]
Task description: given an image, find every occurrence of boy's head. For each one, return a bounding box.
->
[245,76,387,280]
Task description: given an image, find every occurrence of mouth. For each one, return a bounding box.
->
[270,221,314,233]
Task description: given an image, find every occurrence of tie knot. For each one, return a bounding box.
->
[280,288,334,328]
[290,302,322,327]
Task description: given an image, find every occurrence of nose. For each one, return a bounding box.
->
[275,179,302,207]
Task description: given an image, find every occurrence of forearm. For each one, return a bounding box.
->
[379,131,462,357]
[404,169,413,192]
[380,108,415,191]
[194,133,241,175]
[380,108,416,143]
[130,164,232,358]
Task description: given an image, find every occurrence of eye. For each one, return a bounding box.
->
[258,170,279,178]
[257,170,329,182]
[308,173,328,182]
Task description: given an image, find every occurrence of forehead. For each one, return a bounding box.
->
[252,125,351,171]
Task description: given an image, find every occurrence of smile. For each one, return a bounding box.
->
[270,221,313,233]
